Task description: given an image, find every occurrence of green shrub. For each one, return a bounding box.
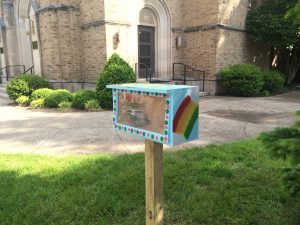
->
[296,110,300,116]
[44,89,73,108]
[262,90,270,97]
[16,96,30,106]
[294,121,300,129]
[259,125,300,196]
[6,74,52,100]
[30,99,45,109]
[6,79,30,100]
[31,88,53,101]
[73,90,98,109]
[58,101,73,112]
[262,70,285,94]
[219,64,264,97]
[96,54,136,109]
[85,99,100,112]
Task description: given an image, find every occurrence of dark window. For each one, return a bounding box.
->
[139,31,151,43]
[138,26,155,79]
[0,48,3,54]
[32,41,38,50]
[140,45,151,57]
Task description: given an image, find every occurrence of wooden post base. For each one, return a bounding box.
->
[145,140,164,225]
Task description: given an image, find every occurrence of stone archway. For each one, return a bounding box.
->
[16,0,34,71]
[129,0,172,80]
[28,2,42,75]
[14,0,41,75]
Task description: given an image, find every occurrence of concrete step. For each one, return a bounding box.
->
[199,92,209,97]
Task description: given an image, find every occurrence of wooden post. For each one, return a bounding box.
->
[145,140,164,225]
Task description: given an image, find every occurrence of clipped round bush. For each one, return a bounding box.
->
[219,64,264,97]
[16,96,30,106]
[31,88,53,101]
[58,101,73,112]
[262,70,285,94]
[6,74,52,100]
[30,99,45,109]
[73,90,98,109]
[7,79,30,100]
[96,54,136,109]
[85,99,100,112]
[44,89,73,108]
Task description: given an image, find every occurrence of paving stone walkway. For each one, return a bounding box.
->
[0,91,299,155]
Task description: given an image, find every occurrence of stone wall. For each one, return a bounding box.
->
[216,29,269,72]
[216,0,269,71]
[39,8,82,80]
[80,0,104,24]
[183,0,218,27]
[182,30,218,77]
[38,0,79,7]
[0,0,271,93]
[104,23,130,64]
[218,0,249,27]
[0,0,3,17]
[38,0,106,81]
[80,0,106,80]
[81,26,106,80]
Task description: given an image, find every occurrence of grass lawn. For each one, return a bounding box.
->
[0,139,300,225]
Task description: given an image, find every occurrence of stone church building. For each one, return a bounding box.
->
[0,0,269,94]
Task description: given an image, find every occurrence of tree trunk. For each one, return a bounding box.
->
[285,44,300,85]
[269,46,275,69]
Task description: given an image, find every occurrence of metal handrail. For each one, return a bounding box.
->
[24,66,34,74]
[135,63,152,82]
[173,63,205,73]
[0,65,26,81]
[172,63,206,91]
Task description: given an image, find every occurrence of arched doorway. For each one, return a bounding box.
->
[138,8,157,79]
[16,0,41,75]
[17,0,33,71]
[28,3,41,75]
[132,0,171,80]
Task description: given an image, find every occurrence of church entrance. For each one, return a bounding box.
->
[138,26,155,79]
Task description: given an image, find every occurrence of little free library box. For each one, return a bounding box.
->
[107,83,199,146]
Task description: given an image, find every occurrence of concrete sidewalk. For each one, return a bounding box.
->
[0,91,300,155]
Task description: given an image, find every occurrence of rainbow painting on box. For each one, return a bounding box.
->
[107,83,199,147]
[173,96,199,140]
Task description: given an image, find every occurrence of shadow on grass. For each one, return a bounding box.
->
[0,141,300,225]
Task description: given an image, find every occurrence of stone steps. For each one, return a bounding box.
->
[142,80,210,97]
[199,92,209,97]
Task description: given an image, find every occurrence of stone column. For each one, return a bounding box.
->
[2,0,22,78]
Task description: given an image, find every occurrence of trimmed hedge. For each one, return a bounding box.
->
[85,99,100,112]
[16,96,30,106]
[30,99,45,109]
[220,64,287,96]
[219,64,264,97]
[262,70,285,94]
[96,54,136,109]
[31,88,53,101]
[73,90,98,109]
[7,79,29,100]
[44,89,73,108]
[58,101,73,112]
[7,74,52,100]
